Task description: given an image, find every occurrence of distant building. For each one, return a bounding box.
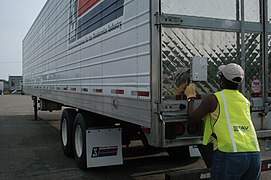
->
[8,76,23,93]
[0,79,9,94]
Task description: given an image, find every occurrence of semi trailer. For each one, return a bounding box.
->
[23,0,271,169]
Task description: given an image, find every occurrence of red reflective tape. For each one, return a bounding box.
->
[93,89,102,93]
[116,90,124,94]
[137,91,149,97]
[96,89,102,93]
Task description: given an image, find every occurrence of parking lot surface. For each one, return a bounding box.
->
[0,95,270,179]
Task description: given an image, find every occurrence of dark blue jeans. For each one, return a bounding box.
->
[211,150,261,180]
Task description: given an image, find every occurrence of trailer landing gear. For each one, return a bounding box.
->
[32,96,38,120]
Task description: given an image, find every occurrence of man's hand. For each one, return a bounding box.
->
[184,83,196,99]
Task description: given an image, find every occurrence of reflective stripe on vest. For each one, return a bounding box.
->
[219,91,237,152]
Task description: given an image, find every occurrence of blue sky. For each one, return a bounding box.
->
[0,0,47,80]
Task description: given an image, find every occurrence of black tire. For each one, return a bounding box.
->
[73,113,87,170]
[60,108,77,157]
[166,146,190,160]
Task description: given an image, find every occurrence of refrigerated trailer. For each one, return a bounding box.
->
[23,0,271,169]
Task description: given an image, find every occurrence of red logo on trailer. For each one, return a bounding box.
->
[69,0,124,43]
[78,0,102,17]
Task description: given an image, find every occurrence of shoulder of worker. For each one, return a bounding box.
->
[201,94,218,113]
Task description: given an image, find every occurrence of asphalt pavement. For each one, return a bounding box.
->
[0,95,82,179]
[0,95,202,180]
[0,95,270,180]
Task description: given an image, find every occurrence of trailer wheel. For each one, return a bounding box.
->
[60,109,77,157]
[73,113,87,170]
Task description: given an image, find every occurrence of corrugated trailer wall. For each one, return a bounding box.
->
[22,0,152,127]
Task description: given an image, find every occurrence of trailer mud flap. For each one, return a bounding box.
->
[86,128,123,168]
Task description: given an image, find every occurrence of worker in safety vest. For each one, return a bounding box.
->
[184,63,261,180]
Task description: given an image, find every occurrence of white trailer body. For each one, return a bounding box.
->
[23,0,152,127]
[23,0,271,168]
[23,0,201,149]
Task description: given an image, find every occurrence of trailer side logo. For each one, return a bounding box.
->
[69,0,124,44]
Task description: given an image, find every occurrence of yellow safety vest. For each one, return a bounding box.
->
[203,89,260,152]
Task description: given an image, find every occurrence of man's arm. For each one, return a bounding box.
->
[187,94,217,124]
